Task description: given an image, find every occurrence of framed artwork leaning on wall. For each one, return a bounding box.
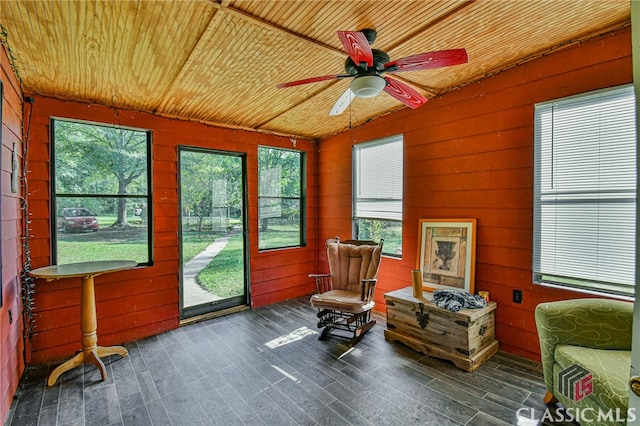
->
[417,218,476,294]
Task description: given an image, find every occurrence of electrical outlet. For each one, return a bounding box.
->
[8,309,12,324]
[513,289,523,304]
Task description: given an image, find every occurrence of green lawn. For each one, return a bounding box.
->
[57,226,224,265]
[57,222,246,300]
[56,222,149,264]
[181,231,225,263]
[196,232,245,298]
[57,241,149,265]
[259,224,300,249]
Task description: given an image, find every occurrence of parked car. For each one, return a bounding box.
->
[57,207,99,232]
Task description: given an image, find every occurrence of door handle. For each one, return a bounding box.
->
[630,376,640,397]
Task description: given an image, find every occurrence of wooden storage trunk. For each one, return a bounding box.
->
[384,287,499,372]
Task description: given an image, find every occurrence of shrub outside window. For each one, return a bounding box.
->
[533,85,636,297]
[258,147,305,250]
[52,119,152,265]
[353,135,403,257]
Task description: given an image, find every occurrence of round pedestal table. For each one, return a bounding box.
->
[30,260,137,386]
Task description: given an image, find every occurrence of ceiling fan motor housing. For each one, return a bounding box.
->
[344,49,391,75]
[346,47,390,98]
[361,28,378,45]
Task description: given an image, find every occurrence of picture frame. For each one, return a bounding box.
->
[417,218,476,294]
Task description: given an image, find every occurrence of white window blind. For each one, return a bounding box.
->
[353,135,403,221]
[533,85,637,296]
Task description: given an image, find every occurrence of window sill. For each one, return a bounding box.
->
[534,281,634,302]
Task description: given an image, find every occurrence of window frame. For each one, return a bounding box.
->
[532,84,636,298]
[257,146,306,251]
[50,117,153,266]
[352,135,403,258]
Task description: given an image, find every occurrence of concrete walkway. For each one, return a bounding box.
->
[182,233,234,308]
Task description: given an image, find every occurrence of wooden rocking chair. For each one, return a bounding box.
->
[309,237,383,345]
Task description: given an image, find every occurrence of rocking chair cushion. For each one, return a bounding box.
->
[310,290,374,313]
[327,242,381,293]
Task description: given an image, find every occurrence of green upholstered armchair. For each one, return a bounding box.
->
[535,298,633,425]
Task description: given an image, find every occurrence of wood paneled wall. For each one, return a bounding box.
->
[24,98,317,363]
[317,27,632,360]
[1,44,26,422]
[0,24,632,424]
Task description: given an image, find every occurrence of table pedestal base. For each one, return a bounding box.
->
[47,273,128,386]
[29,261,137,387]
[47,345,128,386]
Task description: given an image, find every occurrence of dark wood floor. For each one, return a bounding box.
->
[6,297,555,425]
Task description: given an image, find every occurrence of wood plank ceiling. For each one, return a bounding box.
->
[0,0,630,139]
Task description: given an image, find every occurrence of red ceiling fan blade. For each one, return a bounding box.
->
[383,77,427,109]
[384,49,468,73]
[337,31,373,68]
[276,74,349,89]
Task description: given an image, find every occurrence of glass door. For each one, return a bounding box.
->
[178,147,248,319]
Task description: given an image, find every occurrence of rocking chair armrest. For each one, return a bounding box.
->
[360,278,377,303]
[309,273,332,294]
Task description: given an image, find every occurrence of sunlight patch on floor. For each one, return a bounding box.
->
[264,326,318,349]
[338,347,356,359]
[271,365,299,382]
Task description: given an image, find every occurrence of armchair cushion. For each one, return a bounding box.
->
[554,345,630,413]
[535,298,633,391]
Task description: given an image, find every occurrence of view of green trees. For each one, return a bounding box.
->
[179,149,245,301]
[53,123,307,302]
[53,120,150,265]
[180,150,242,232]
[355,218,403,257]
[55,120,148,225]
[258,147,304,249]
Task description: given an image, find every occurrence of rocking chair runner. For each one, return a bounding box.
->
[309,237,383,344]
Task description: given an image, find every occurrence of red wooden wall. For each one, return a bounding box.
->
[0,23,633,424]
[317,27,632,361]
[24,98,318,363]
[1,44,26,422]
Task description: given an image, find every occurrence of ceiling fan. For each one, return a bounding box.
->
[276,29,468,116]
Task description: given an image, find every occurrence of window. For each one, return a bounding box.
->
[258,147,305,249]
[353,135,403,257]
[533,85,636,297]
[52,119,152,265]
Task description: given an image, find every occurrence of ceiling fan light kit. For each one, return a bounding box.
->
[277,29,468,115]
[350,75,386,98]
